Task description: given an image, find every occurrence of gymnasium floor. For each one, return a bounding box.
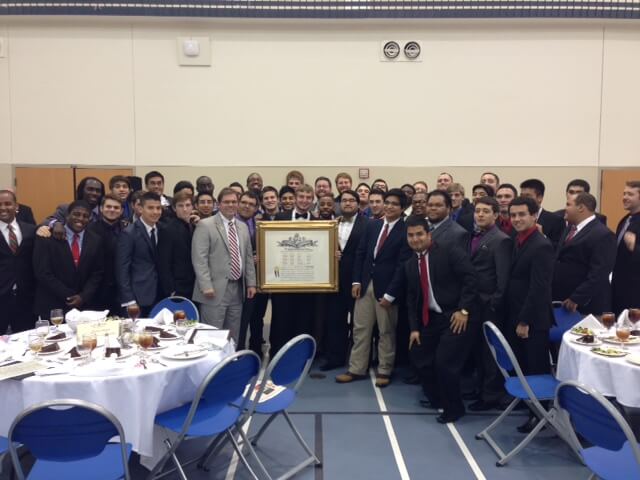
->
[132,365,589,480]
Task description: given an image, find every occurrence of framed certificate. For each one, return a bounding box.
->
[257,220,339,293]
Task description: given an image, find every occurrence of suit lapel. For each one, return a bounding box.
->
[214,214,230,253]
[342,215,364,253]
[0,230,11,255]
[135,220,157,259]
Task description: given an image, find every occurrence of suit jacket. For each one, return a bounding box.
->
[353,218,412,301]
[553,209,607,228]
[87,219,126,311]
[115,220,164,307]
[338,215,368,298]
[612,212,640,314]
[470,226,513,313]
[431,217,470,249]
[42,203,100,227]
[0,221,36,297]
[159,217,195,299]
[16,204,36,225]
[273,211,318,221]
[191,212,256,306]
[453,205,474,234]
[537,209,564,248]
[552,218,616,315]
[33,230,104,317]
[505,231,555,331]
[405,241,477,332]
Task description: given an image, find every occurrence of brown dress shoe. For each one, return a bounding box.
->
[335,372,367,383]
[375,374,391,388]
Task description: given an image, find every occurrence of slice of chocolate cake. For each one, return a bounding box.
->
[46,332,66,341]
[159,330,178,339]
[40,343,60,353]
[144,326,164,333]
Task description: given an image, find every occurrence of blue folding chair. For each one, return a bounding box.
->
[8,399,131,480]
[148,350,266,480]
[237,334,320,480]
[150,296,199,322]
[476,322,579,466]
[556,381,640,480]
[550,306,583,343]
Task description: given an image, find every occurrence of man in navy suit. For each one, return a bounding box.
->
[553,193,616,316]
[336,188,412,388]
[0,190,36,333]
[116,192,165,317]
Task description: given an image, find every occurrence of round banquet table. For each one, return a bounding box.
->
[0,326,233,467]
[556,330,640,408]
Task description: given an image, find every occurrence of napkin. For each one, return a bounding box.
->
[65,309,109,322]
[572,314,602,330]
[152,308,174,325]
[193,330,230,349]
[617,309,629,326]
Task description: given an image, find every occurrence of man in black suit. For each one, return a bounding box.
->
[33,200,104,318]
[553,179,607,227]
[16,203,36,225]
[87,194,127,314]
[553,193,616,316]
[520,178,564,247]
[405,216,477,423]
[336,188,412,388]
[158,191,197,300]
[40,177,104,234]
[269,184,319,355]
[612,180,640,315]
[447,183,474,233]
[426,190,470,248]
[116,192,165,317]
[467,197,513,412]
[506,196,555,433]
[0,190,36,333]
[321,190,368,371]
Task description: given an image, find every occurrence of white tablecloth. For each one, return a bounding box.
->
[557,330,640,407]
[0,327,232,464]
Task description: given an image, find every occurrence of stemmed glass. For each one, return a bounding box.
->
[600,312,616,337]
[35,319,50,339]
[28,333,43,358]
[616,317,632,351]
[78,333,97,363]
[127,304,141,322]
[136,327,154,363]
[628,308,640,336]
[50,309,64,333]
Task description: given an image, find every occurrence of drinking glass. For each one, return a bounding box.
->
[601,312,616,336]
[175,318,188,338]
[35,319,50,339]
[28,333,43,356]
[79,333,97,362]
[616,323,631,350]
[173,310,186,322]
[137,331,154,360]
[50,309,64,332]
[628,308,640,336]
[127,304,141,322]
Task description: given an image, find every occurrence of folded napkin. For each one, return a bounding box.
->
[152,308,174,325]
[192,330,230,349]
[572,314,602,330]
[617,309,629,326]
[65,309,109,322]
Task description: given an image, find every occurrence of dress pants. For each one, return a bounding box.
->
[348,282,398,376]
[506,325,550,376]
[0,290,35,334]
[199,280,243,343]
[238,293,268,356]
[269,293,315,357]
[472,302,507,403]
[324,290,353,367]
[411,311,477,417]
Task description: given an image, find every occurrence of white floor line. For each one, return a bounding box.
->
[369,368,411,480]
[446,423,486,480]
[224,418,253,480]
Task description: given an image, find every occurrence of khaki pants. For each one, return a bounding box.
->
[199,280,242,342]
[348,282,398,376]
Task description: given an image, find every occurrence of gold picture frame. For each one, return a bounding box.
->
[257,220,339,293]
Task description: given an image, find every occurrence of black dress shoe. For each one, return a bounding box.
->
[437,411,465,424]
[517,416,543,434]
[403,374,421,385]
[468,400,499,412]
[420,399,441,409]
[462,390,480,401]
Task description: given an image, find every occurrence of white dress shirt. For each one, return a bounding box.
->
[574,214,596,235]
[374,217,401,258]
[0,219,22,248]
[140,219,158,245]
[417,251,443,313]
[338,215,356,251]
[291,209,311,221]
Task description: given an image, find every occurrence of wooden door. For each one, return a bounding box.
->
[74,167,134,194]
[600,168,640,231]
[14,167,75,224]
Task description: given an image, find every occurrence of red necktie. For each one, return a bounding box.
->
[375,223,389,257]
[419,253,430,327]
[71,234,80,268]
[7,224,18,254]
[564,225,577,244]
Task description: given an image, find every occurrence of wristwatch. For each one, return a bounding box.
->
[460,309,469,316]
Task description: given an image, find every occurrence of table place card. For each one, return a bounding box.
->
[76,320,121,338]
[0,360,48,382]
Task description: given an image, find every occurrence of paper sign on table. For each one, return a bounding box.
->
[0,361,48,381]
[77,320,121,338]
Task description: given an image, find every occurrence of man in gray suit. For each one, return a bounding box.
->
[426,190,470,248]
[192,187,257,342]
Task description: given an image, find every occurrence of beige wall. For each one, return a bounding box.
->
[0,17,637,207]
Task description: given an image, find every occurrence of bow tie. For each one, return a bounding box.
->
[295,213,307,219]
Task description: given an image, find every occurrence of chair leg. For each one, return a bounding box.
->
[197,433,229,470]
[250,412,280,446]
[282,411,320,464]
[146,438,175,480]
[227,429,261,480]
[497,417,548,466]
[476,398,520,440]
[237,424,273,480]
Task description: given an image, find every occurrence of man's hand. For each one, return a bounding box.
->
[378,297,392,309]
[352,284,361,299]
[335,250,342,260]
[624,231,637,253]
[409,331,421,349]
[52,222,66,240]
[66,294,83,308]
[450,311,468,334]
[247,287,257,299]
[36,226,51,238]
[562,298,578,313]
[516,323,529,339]
[202,288,215,299]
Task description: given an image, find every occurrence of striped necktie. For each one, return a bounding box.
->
[228,221,242,280]
[7,224,18,254]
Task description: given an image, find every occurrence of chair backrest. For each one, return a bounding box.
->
[550,307,583,342]
[265,334,316,392]
[179,351,261,436]
[482,322,517,377]
[8,399,130,479]
[150,296,199,321]
[556,381,640,465]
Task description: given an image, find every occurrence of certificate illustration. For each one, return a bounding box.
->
[257,221,339,292]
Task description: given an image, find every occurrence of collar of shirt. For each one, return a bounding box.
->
[573,214,596,234]
[383,217,401,230]
[340,214,356,224]
[292,210,310,220]
[516,225,538,247]
[140,218,157,236]
[64,225,84,245]
[0,218,19,232]
[430,218,447,230]
[476,223,496,237]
